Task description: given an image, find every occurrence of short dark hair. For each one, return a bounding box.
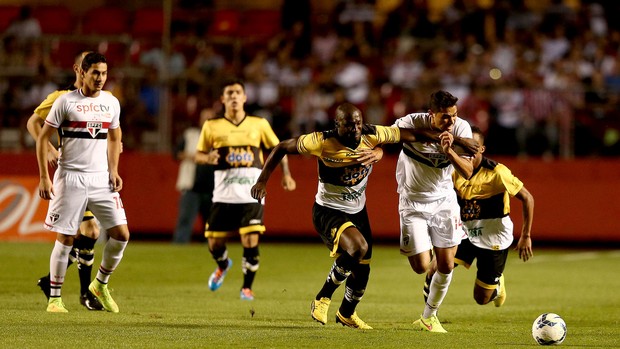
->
[471,125,485,144]
[335,103,361,124]
[74,50,93,65]
[429,90,458,112]
[81,52,107,71]
[221,78,245,93]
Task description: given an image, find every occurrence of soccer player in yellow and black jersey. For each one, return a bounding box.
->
[251,103,479,329]
[195,78,296,301]
[423,125,534,308]
[26,50,103,311]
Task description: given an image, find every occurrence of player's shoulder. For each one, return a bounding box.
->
[480,157,499,171]
[362,124,378,135]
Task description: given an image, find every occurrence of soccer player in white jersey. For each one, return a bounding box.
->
[27,50,104,311]
[394,90,474,332]
[36,52,129,313]
[251,103,478,330]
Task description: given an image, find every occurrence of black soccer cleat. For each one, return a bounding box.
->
[80,291,105,311]
[37,275,51,300]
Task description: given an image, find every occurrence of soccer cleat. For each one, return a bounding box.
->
[335,311,373,330]
[413,314,447,333]
[80,291,104,311]
[46,297,68,313]
[208,258,232,291]
[240,288,254,301]
[493,274,506,307]
[37,275,51,300]
[88,280,119,313]
[310,297,331,325]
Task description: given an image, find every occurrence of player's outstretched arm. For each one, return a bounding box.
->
[514,185,535,261]
[251,138,299,201]
[453,136,479,155]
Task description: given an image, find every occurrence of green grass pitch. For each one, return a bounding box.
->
[2,241,619,348]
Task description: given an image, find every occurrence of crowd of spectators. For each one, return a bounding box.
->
[1,0,620,157]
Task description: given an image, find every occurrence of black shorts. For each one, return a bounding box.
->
[312,202,372,261]
[205,202,265,238]
[455,238,508,287]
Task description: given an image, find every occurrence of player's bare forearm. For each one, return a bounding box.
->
[454,136,479,155]
[252,138,299,200]
[515,186,535,261]
[36,124,56,199]
[448,149,474,179]
[398,128,441,144]
[107,128,122,174]
[279,155,297,191]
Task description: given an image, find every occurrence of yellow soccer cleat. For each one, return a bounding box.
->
[310,297,331,325]
[46,297,68,313]
[413,314,447,333]
[335,311,373,330]
[493,274,506,307]
[89,280,119,313]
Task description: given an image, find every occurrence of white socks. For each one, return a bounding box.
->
[49,240,72,297]
[95,237,128,284]
[423,271,453,318]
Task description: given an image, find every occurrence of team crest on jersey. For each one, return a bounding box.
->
[86,122,103,138]
[48,212,60,223]
[461,200,481,220]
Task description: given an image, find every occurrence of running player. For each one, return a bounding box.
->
[195,78,296,301]
[423,125,534,307]
[395,90,474,333]
[251,102,478,329]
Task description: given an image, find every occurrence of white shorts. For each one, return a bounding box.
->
[399,193,465,256]
[44,168,127,235]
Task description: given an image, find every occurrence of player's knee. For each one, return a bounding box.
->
[79,219,100,239]
[408,257,428,274]
[242,246,259,273]
[343,239,368,262]
[473,286,493,305]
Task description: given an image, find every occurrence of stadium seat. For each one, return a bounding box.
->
[33,5,74,34]
[48,39,90,68]
[0,5,20,32]
[82,7,130,35]
[131,7,164,38]
[208,9,240,37]
[238,9,281,42]
[97,41,129,66]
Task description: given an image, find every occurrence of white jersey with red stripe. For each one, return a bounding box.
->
[45,89,121,173]
[393,112,473,203]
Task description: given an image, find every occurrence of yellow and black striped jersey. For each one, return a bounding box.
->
[297,124,400,214]
[196,115,280,204]
[453,157,523,250]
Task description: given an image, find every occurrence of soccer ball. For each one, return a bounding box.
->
[532,313,567,345]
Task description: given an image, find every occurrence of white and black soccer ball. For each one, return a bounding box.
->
[532,313,567,345]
